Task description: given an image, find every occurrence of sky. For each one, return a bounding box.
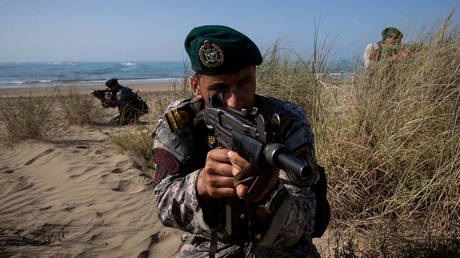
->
[0,0,459,62]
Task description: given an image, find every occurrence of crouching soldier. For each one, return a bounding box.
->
[94,78,148,125]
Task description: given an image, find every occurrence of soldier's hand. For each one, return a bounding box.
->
[228,151,279,202]
[197,148,236,202]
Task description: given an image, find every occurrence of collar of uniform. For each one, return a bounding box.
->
[190,96,204,114]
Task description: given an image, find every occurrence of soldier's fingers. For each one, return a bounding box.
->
[207,148,231,163]
[207,175,234,188]
[227,151,249,172]
[208,187,236,198]
[236,184,249,199]
[206,162,233,177]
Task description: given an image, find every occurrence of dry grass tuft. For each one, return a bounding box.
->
[112,130,155,170]
[0,92,59,141]
[57,88,104,125]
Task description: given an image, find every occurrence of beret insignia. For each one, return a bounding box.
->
[199,40,224,68]
[153,148,180,182]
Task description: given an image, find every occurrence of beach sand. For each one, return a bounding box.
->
[0,82,175,97]
[0,83,184,257]
[0,83,332,257]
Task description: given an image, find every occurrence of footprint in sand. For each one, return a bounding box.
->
[136,232,161,258]
[0,167,14,174]
[111,168,123,174]
[24,148,54,166]
[115,160,130,167]
[112,180,143,193]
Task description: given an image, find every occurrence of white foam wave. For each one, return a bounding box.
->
[122,62,136,66]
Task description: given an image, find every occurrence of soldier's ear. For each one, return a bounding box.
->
[190,75,202,98]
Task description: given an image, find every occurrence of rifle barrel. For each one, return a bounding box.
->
[276,152,313,178]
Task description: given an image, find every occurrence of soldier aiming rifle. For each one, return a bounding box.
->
[152,25,329,257]
[93,78,148,125]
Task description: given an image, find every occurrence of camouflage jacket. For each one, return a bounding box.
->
[364,41,405,69]
[152,95,320,257]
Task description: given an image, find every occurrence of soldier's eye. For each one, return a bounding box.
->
[209,85,226,93]
[237,78,252,87]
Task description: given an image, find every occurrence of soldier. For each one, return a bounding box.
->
[98,78,148,125]
[152,25,329,257]
[364,27,409,69]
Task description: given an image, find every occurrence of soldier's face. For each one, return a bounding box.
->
[190,66,256,110]
[382,38,400,46]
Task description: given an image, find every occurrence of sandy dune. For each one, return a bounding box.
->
[0,123,182,257]
[0,84,332,257]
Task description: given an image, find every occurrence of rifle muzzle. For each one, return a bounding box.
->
[263,143,315,182]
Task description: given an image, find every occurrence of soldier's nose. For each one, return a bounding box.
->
[225,91,243,110]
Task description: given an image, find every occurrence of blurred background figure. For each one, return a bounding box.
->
[364,27,410,69]
[93,78,148,125]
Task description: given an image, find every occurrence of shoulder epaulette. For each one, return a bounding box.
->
[165,105,194,133]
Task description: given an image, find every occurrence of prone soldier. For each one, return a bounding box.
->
[152,25,330,257]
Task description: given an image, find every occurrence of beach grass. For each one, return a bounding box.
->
[0,92,59,141]
[57,88,104,125]
[256,10,459,256]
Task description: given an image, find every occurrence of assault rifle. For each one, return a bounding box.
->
[195,94,318,243]
[92,89,111,99]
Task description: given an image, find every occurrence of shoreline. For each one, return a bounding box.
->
[0,82,181,97]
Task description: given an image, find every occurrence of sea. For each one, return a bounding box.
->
[0,60,356,89]
[0,61,187,89]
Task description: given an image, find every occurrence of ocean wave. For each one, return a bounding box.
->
[0,77,184,89]
[122,62,136,66]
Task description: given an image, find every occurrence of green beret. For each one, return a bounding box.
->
[105,78,118,87]
[381,27,403,40]
[184,25,262,75]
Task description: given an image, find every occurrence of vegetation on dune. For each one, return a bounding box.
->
[0,93,58,141]
[57,88,105,125]
[256,12,459,256]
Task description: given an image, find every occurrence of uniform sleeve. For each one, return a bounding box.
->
[258,104,317,248]
[102,92,118,107]
[364,42,378,69]
[118,87,136,103]
[153,117,213,238]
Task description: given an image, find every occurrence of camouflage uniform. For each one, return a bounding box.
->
[102,85,146,124]
[364,42,404,69]
[153,94,320,257]
[363,42,380,69]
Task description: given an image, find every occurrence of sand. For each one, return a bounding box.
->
[0,83,175,98]
[0,83,332,257]
[0,83,184,257]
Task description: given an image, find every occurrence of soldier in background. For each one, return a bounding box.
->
[364,27,409,69]
[152,25,329,257]
[94,78,148,125]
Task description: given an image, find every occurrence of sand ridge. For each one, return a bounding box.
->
[0,124,182,257]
